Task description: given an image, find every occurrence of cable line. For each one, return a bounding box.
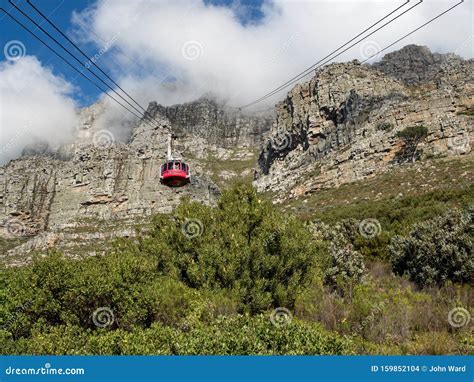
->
[239,0,422,109]
[0,8,157,128]
[8,0,158,126]
[361,0,464,63]
[26,0,155,120]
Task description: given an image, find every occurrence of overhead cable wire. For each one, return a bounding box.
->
[239,0,422,109]
[8,0,158,125]
[361,0,465,63]
[0,8,157,128]
[26,0,156,121]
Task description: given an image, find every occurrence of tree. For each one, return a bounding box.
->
[396,125,428,163]
[389,208,473,288]
[141,184,322,312]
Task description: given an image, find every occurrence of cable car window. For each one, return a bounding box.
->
[167,162,173,170]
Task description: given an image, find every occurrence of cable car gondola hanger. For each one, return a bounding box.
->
[159,130,190,187]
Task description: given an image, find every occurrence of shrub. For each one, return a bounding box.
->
[139,184,322,312]
[376,122,393,131]
[3,315,352,355]
[389,208,473,287]
[324,244,366,294]
[395,125,429,163]
[308,219,366,289]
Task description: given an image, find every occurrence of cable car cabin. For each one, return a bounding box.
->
[160,160,190,187]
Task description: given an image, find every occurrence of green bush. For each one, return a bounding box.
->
[395,125,429,163]
[324,244,366,293]
[1,315,352,355]
[389,208,473,287]
[138,184,322,312]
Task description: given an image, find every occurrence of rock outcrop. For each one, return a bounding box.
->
[1,45,472,262]
[150,96,274,148]
[254,46,473,201]
[0,95,273,262]
[0,112,196,259]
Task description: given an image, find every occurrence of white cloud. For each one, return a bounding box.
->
[0,56,78,163]
[73,0,472,109]
[1,1,471,164]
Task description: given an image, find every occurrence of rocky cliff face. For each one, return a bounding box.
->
[1,45,472,263]
[0,97,272,262]
[254,45,473,201]
[150,96,274,149]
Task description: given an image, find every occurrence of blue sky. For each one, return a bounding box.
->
[0,0,265,106]
[1,0,472,109]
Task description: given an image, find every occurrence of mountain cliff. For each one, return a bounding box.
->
[254,45,473,201]
[1,45,472,264]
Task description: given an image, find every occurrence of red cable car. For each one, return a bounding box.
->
[159,133,190,187]
[160,160,190,187]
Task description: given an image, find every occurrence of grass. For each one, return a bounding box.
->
[196,152,258,188]
[278,153,473,220]
[457,107,474,116]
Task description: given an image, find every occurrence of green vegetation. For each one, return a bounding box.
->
[390,208,473,288]
[0,184,472,355]
[396,125,429,163]
[281,154,473,218]
[376,122,393,132]
[457,107,474,116]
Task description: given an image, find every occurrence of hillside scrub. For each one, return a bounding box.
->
[389,207,473,288]
[396,125,429,163]
[0,184,472,355]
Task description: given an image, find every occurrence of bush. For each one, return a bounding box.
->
[395,125,429,163]
[138,184,322,312]
[2,315,352,355]
[308,220,367,290]
[389,208,473,287]
[376,122,393,131]
[324,244,366,294]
